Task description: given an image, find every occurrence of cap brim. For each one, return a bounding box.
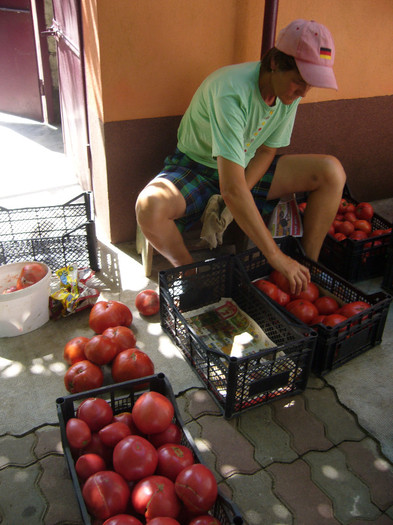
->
[296,59,338,90]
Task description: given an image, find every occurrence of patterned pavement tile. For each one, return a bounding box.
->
[38,455,83,525]
[223,470,292,525]
[179,387,222,419]
[34,425,64,458]
[304,386,365,444]
[0,433,36,468]
[304,447,381,523]
[272,394,333,454]
[338,438,393,510]
[0,463,46,525]
[267,459,340,524]
[238,403,297,466]
[347,516,393,524]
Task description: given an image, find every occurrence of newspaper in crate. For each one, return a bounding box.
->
[183,297,277,358]
[268,193,303,238]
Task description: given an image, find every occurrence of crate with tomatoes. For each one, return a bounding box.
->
[298,187,392,283]
[237,236,392,375]
[57,373,244,525]
[382,228,393,295]
[159,254,316,418]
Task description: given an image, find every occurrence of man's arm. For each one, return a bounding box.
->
[217,155,310,295]
[244,144,277,190]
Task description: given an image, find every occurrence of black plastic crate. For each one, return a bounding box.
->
[159,255,315,418]
[237,236,392,374]
[382,232,393,294]
[315,189,391,282]
[0,192,99,271]
[57,373,243,525]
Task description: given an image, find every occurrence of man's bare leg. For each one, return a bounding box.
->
[135,179,194,267]
[268,154,346,260]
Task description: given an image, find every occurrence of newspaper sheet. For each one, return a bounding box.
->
[183,297,277,358]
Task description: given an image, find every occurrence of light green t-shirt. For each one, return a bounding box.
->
[177,61,301,169]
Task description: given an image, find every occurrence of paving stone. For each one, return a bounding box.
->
[304,447,381,523]
[338,438,393,510]
[0,433,36,468]
[38,455,83,525]
[272,394,333,454]
[184,419,220,479]
[349,516,393,524]
[267,459,340,524]
[307,373,327,389]
[238,403,297,466]
[304,386,365,444]
[0,464,46,524]
[179,387,222,420]
[224,470,292,525]
[196,414,261,478]
[34,425,64,458]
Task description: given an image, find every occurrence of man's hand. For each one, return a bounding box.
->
[268,251,310,296]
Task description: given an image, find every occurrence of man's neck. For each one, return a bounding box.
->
[259,70,276,106]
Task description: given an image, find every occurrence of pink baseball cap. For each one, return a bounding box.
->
[275,19,338,90]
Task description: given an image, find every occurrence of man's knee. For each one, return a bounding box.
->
[321,155,346,190]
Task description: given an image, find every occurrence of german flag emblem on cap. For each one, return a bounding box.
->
[320,47,332,59]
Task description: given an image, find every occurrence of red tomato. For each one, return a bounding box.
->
[81,432,112,466]
[311,314,326,325]
[132,475,181,520]
[314,296,339,316]
[189,517,222,525]
[298,202,307,213]
[66,417,92,449]
[64,360,104,394]
[349,230,368,241]
[334,232,347,242]
[343,212,357,223]
[82,470,131,520]
[16,262,47,290]
[99,421,131,448]
[336,220,355,236]
[63,336,89,365]
[369,229,386,238]
[338,301,370,318]
[84,334,119,365]
[77,397,114,432]
[102,326,137,353]
[354,220,372,235]
[113,435,158,481]
[89,300,133,334]
[156,444,195,481]
[338,198,349,214]
[276,287,291,307]
[253,279,278,301]
[286,299,319,325]
[175,464,218,514]
[327,223,335,236]
[132,391,175,435]
[355,202,374,221]
[111,348,155,384]
[113,411,141,434]
[135,289,160,316]
[291,282,319,303]
[148,423,182,448]
[147,519,180,525]
[75,453,106,480]
[322,314,348,329]
[103,516,143,525]
[269,270,291,294]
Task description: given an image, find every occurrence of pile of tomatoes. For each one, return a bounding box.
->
[299,198,391,243]
[65,390,221,525]
[64,290,160,394]
[254,270,370,329]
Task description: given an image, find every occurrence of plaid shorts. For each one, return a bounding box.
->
[155,148,280,232]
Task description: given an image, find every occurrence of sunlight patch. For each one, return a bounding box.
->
[374,458,390,471]
[0,357,24,378]
[322,464,340,479]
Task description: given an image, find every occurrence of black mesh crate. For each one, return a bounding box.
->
[159,255,315,418]
[0,192,99,271]
[312,188,391,282]
[237,236,392,374]
[382,231,393,294]
[57,373,243,525]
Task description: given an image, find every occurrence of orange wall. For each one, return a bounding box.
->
[84,0,393,123]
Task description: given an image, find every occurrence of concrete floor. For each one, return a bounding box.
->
[0,111,392,525]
